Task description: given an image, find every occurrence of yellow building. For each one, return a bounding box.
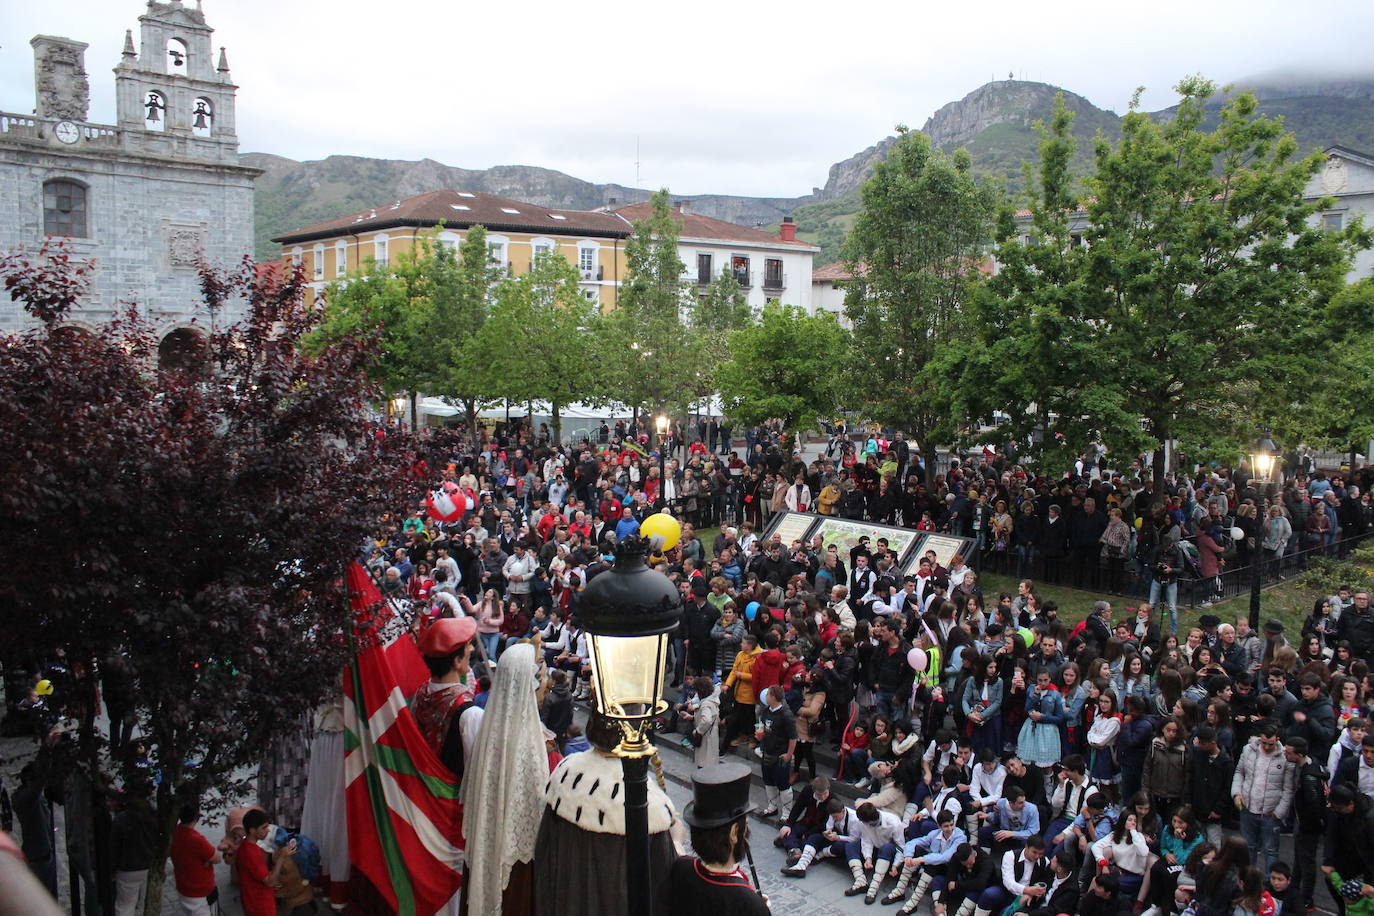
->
[272,189,632,307]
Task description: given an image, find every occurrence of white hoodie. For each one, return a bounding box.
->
[1328,728,1362,785]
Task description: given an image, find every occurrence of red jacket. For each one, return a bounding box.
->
[752,649,787,699]
[537,511,565,540]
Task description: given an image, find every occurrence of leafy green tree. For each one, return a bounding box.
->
[1271,278,1374,458]
[967,81,1371,489]
[603,189,699,439]
[716,303,843,438]
[841,128,1000,485]
[311,227,499,439]
[467,249,604,443]
[421,226,504,442]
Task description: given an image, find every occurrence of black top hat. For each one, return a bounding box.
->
[684,762,755,829]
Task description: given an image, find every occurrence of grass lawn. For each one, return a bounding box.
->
[697,522,1374,638]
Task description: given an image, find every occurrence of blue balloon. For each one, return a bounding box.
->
[745,601,760,621]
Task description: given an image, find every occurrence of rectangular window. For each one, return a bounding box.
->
[1323,212,1344,232]
[488,242,506,266]
[697,253,713,285]
[764,258,784,289]
[336,242,347,276]
[375,238,388,267]
[43,181,87,237]
[731,255,750,287]
[578,248,596,272]
[313,246,324,281]
[533,242,552,261]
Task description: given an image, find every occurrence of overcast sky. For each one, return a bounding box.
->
[3,0,1371,198]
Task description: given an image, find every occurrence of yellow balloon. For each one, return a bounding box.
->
[640,512,682,551]
[1135,517,1143,529]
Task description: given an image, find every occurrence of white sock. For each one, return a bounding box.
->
[869,859,891,895]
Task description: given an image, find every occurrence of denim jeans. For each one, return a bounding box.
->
[874,689,897,722]
[1149,579,1179,633]
[1016,544,1037,579]
[1240,809,1281,871]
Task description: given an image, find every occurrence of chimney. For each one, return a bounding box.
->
[607,196,618,206]
[780,215,797,242]
[674,200,688,214]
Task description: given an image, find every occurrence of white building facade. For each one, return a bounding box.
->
[612,203,818,313]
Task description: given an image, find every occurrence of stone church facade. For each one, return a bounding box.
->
[0,0,258,358]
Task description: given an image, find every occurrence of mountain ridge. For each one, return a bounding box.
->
[246,75,1374,262]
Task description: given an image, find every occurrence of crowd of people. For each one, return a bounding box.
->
[9,414,1374,916]
[352,419,1374,916]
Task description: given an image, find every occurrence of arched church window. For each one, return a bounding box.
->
[166,37,189,72]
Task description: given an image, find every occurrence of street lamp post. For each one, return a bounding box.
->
[1248,430,1281,631]
[655,413,669,510]
[578,532,683,916]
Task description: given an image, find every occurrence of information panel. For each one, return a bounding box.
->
[902,533,978,576]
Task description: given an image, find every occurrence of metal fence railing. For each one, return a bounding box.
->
[967,530,1371,611]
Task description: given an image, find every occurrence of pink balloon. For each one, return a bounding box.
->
[907,647,927,671]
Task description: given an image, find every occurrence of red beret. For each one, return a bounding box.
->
[420,617,477,657]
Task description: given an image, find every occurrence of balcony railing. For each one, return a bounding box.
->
[763,271,786,291]
[733,270,751,288]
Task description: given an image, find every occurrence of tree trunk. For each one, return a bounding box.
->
[465,400,478,450]
[142,803,180,916]
[1152,443,1167,495]
[551,401,563,447]
[410,391,419,432]
[924,444,938,490]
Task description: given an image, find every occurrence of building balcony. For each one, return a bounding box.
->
[762,271,786,291]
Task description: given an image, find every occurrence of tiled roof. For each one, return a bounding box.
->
[811,262,857,282]
[611,202,818,250]
[272,190,632,243]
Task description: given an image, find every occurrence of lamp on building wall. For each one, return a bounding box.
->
[1248,429,1281,630]
[578,533,682,916]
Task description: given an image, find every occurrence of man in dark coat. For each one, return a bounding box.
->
[1284,673,1337,760]
[1189,726,1237,845]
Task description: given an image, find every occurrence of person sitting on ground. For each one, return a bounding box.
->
[884,809,967,912]
[842,801,905,903]
[779,796,859,879]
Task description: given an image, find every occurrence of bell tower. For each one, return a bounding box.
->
[114,0,238,161]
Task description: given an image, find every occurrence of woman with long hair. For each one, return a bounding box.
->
[1204,699,1235,753]
[1332,674,1366,729]
[1194,835,1250,916]
[1153,667,1184,720]
[1142,717,1189,817]
[1086,691,1122,802]
[1115,652,1153,704]
[1017,667,1065,771]
[960,654,1004,756]
[1297,633,1330,668]
[1144,804,1205,913]
[1058,662,1089,755]
[1090,809,1151,900]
